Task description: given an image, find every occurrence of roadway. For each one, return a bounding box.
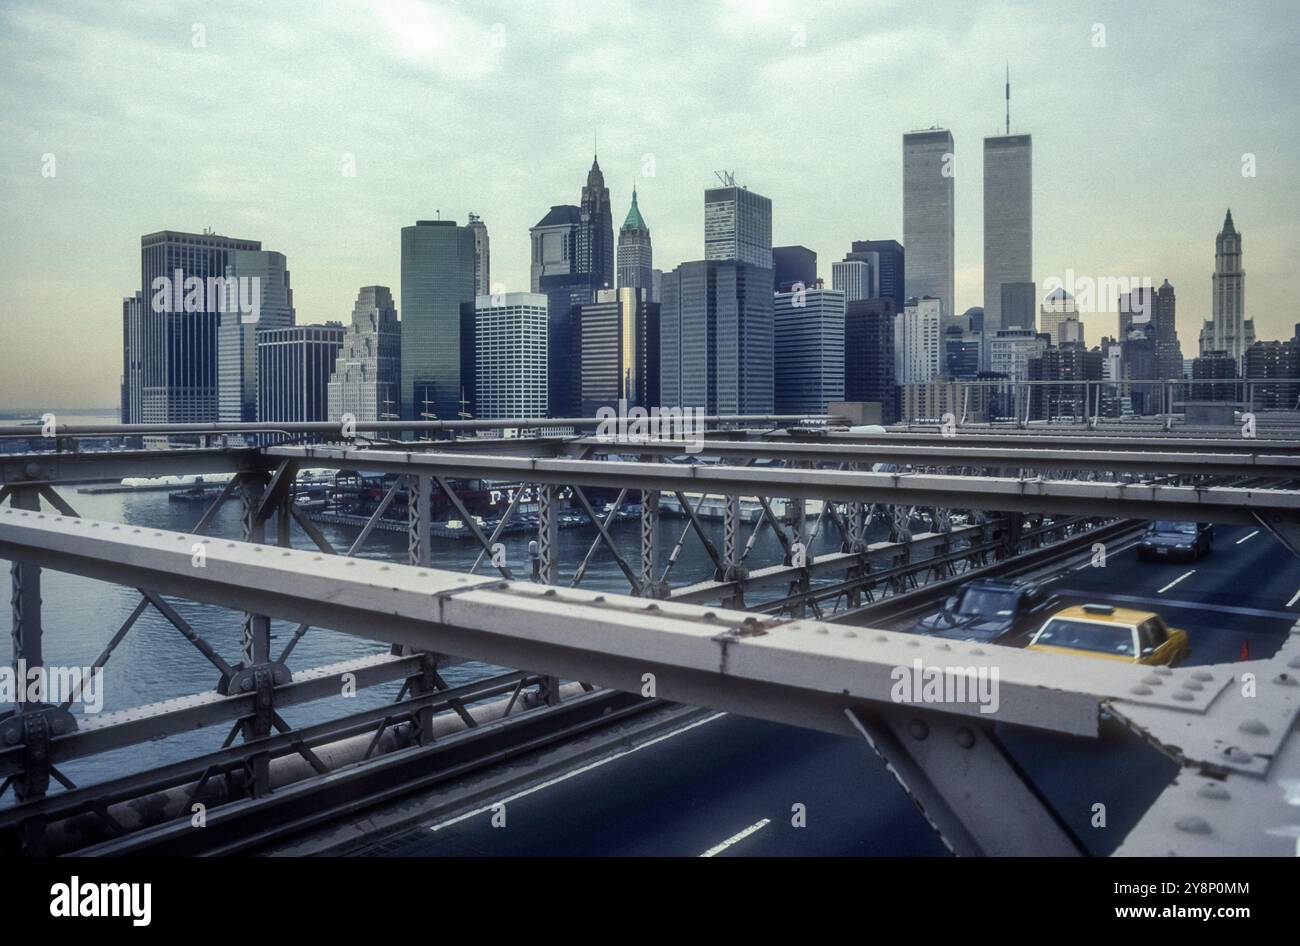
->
[355,523,1298,857]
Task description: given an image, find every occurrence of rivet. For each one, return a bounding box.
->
[1174,815,1212,835]
[1181,681,1203,691]
[1152,667,1173,676]
[1196,782,1231,801]
[906,640,920,648]
[955,727,975,749]
[1223,747,1252,764]
[1274,673,1297,687]
[544,588,557,597]
[908,719,929,740]
[1130,685,1153,695]
[843,630,857,638]
[1238,718,1269,736]
[1172,691,1194,701]
[1141,676,1163,686]
[1193,670,1215,681]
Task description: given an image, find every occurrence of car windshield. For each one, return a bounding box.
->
[1034,618,1134,656]
[1151,521,1196,535]
[956,588,1017,617]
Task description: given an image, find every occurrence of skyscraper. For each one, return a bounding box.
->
[844,298,897,423]
[902,129,955,318]
[578,287,660,415]
[1153,279,1184,382]
[138,229,262,424]
[121,292,144,423]
[659,259,773,413]
[218,249,295,424]
[704,181,773,270]
[530,204,580,291]
[894,297,944,385]
[844,240,906,313]
[327,286,401,423]
[257,324,345,424]
[1199,210,1254,364]
[983,133,1033,368]
[400,220,476,421]
[616,188,653,294]
[1039,288,1079,345]
[831,259,871,302]
[475,293,548,420]
[772,245,817,292]
[774,287,845,413]
[578,155,614,292]
[467,213,490,296]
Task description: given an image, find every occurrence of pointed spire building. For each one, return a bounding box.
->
[617,186,653,296]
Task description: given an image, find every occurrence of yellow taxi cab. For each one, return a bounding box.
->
[1026,603,1189,666]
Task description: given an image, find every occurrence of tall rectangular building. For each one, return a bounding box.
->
[902,129,955,319]
[774,287,845,413]
[218,249,295,424]
[844,240,906,313]
[475,293,548,420]
[844,298,897,423]
[257,324,345,423]
[894,297,943,385]
[400,220,477,421]
[704,184,773,270]
[578,287,660,416]
[139,229,262,424]
[660,259,773,414]
[772,245,817,293]
[831,260,871,302]
[121,292,144,423]
[982,134,1033,367]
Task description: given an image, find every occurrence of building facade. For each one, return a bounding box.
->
[467,213,490,296]
[616,188,653,295]
[704,183,773,270]
[659,259,774,414]
[894,296,944,385]
[257,324,345,423]
[982,133,1033,368]
[577,287,660,416]
[902,129,955,319]
[217,249,295,424]
[475,293,548,420]
[137,229,262,424]
[578,156,615,292]
[845,298,897,423]
[773,287,845,413]
[400,219,477,421]
[1199,210,1254,365]
[327,286,401,423]
[772,245,817,293]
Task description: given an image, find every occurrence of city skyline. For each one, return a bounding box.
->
[1,0,1297,407]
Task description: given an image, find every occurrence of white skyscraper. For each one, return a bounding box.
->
[982,133,1033,369]
[894,297,944,385]
[475,292,548,420]
[831,260,872,302]
[903,129,955,320]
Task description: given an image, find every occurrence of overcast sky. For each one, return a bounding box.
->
[1,0,1297,409]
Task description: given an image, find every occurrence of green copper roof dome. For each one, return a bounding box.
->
[621,188,647,231]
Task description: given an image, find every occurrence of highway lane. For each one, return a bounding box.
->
[386,712,949,856]
[361,522,1293,858]
[1041,523,1300,664]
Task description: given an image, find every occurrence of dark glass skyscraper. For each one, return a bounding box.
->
[844,298,897,423]
[772,245,817,292]
[400,220,476,421]
[137,229,262,424]
[578,155,614,292]
[578,287,660,415]
[660,259,773,413]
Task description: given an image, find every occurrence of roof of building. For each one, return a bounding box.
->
[533,205,580,228]
[621,188,647,231]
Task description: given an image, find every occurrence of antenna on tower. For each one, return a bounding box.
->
[1005,62,1010,135]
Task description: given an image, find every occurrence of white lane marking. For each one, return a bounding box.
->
[700,818,771,857]
[1157,570,1195,594]
[1288,588,1300,608]
[428,711,727,833]
[1236,530,1260,545]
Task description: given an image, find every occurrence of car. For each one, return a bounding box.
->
[1026,603,1189,665]
[1137,521,1214,561]
[911,578,1060,645]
